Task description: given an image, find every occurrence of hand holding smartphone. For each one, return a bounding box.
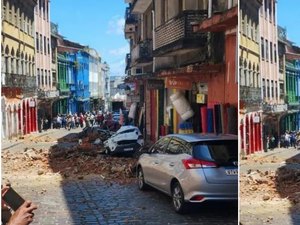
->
[2,187,25,211]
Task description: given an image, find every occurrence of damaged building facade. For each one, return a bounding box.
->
[124,0,238,141]
[1,0,38,139]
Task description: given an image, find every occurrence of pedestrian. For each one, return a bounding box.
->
[56,114,62,129]
[285,131,291,148]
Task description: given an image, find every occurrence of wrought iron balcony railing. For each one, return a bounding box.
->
[2,73,37,95]
[131,39,153,64]
[240,86,262,104]
[125,6,138,24]
[154,10,207,56]
[125,53,131,72]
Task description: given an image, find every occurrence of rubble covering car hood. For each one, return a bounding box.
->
[104,126,144,151]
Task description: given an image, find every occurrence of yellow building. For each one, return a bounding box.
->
[1,0,37,139]
[239,0,263,155]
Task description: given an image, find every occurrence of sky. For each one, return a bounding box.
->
[277,0,300,46]
[50,0,129,77]
[50,0,300,78]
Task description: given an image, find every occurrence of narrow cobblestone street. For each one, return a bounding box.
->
[2,129,238,225]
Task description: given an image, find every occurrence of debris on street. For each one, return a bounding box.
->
[240,153,300,209]
[2,143,140,185]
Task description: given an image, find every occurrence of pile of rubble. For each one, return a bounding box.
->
[240,170,280,201]
[241,154,300,206]
[2,144,139,184]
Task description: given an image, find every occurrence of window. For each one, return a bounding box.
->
[266,39,269,61]
[268,0,272,21]
[273,1,275,23]
[41,70,44,87]
[262,78,266,98]
[37,69,40,86]
[36,32,39,52]
[261,37,264,60]
[20,60,23,75]
[274,44,277,63]
[44,36,46,55]
[14,8,17,26]
[16,58,19,74]
[193,140,237,166]
[166,138,190,155]
[47,38,50,55]
[45,70,48,86]
[8,7,12,23]
[264,0,268,19]
[271,80,274,98]
[270,42,273,63]
[267,79,270,98]
[40,34,43,54]
[150,137,171,154]
[2,3,6,20]
[275,81,278,99]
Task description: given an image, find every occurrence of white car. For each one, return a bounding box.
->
[104,126,144,155]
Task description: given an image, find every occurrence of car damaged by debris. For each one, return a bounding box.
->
[104,125,144,156]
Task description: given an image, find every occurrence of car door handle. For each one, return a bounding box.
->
[169,162,175,167]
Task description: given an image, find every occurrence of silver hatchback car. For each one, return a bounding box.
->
[136,134,238,213]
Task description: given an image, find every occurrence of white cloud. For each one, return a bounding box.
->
[109,45,129,56]
[110,59,126,76]
[107,15,125,35]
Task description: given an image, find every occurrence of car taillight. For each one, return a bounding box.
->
[182,158,217,169]
[190,195,204,201]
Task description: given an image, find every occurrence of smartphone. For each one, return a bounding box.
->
[2,187,25,211]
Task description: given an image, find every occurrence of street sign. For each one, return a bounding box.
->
[196,94,206,103]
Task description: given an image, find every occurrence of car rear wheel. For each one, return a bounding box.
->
[172,182,187,214]
[137,167,148,190]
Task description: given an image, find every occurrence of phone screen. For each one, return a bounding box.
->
[2,187,25,211]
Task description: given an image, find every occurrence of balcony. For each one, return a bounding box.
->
[38,90,59,99]
[3,73,37,96]
[125,53,131,72]
[240,86,262,104]
[132,0,152,14]
[131,39,153,66]
[154,10,207,57]
[125,6,138,40]
[263,103,288,113]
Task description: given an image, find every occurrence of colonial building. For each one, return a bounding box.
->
[99,61,110,111]
[259,0,287,149]
[239,0,262,155]
[125,0,238,142]
[35,0,59,130]
[1,0,38,139]
[278,27,300,133]
[86,47,102,112]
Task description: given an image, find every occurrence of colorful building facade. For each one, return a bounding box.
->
[239,0,263,155]
[1,0,38,139]
[125,0,238,142]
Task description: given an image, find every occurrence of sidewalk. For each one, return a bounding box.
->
[1,127,82,152]
[2,130,55,150]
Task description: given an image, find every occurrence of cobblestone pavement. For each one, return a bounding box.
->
[8,175,237,225]
[240,147,300,225]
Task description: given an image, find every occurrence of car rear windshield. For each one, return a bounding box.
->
[192,140,237,166]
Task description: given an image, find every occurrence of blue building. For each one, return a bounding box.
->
[67,51,90,114]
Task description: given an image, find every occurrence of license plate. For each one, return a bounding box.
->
[123,148,133,151]
[225,169,238,175]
